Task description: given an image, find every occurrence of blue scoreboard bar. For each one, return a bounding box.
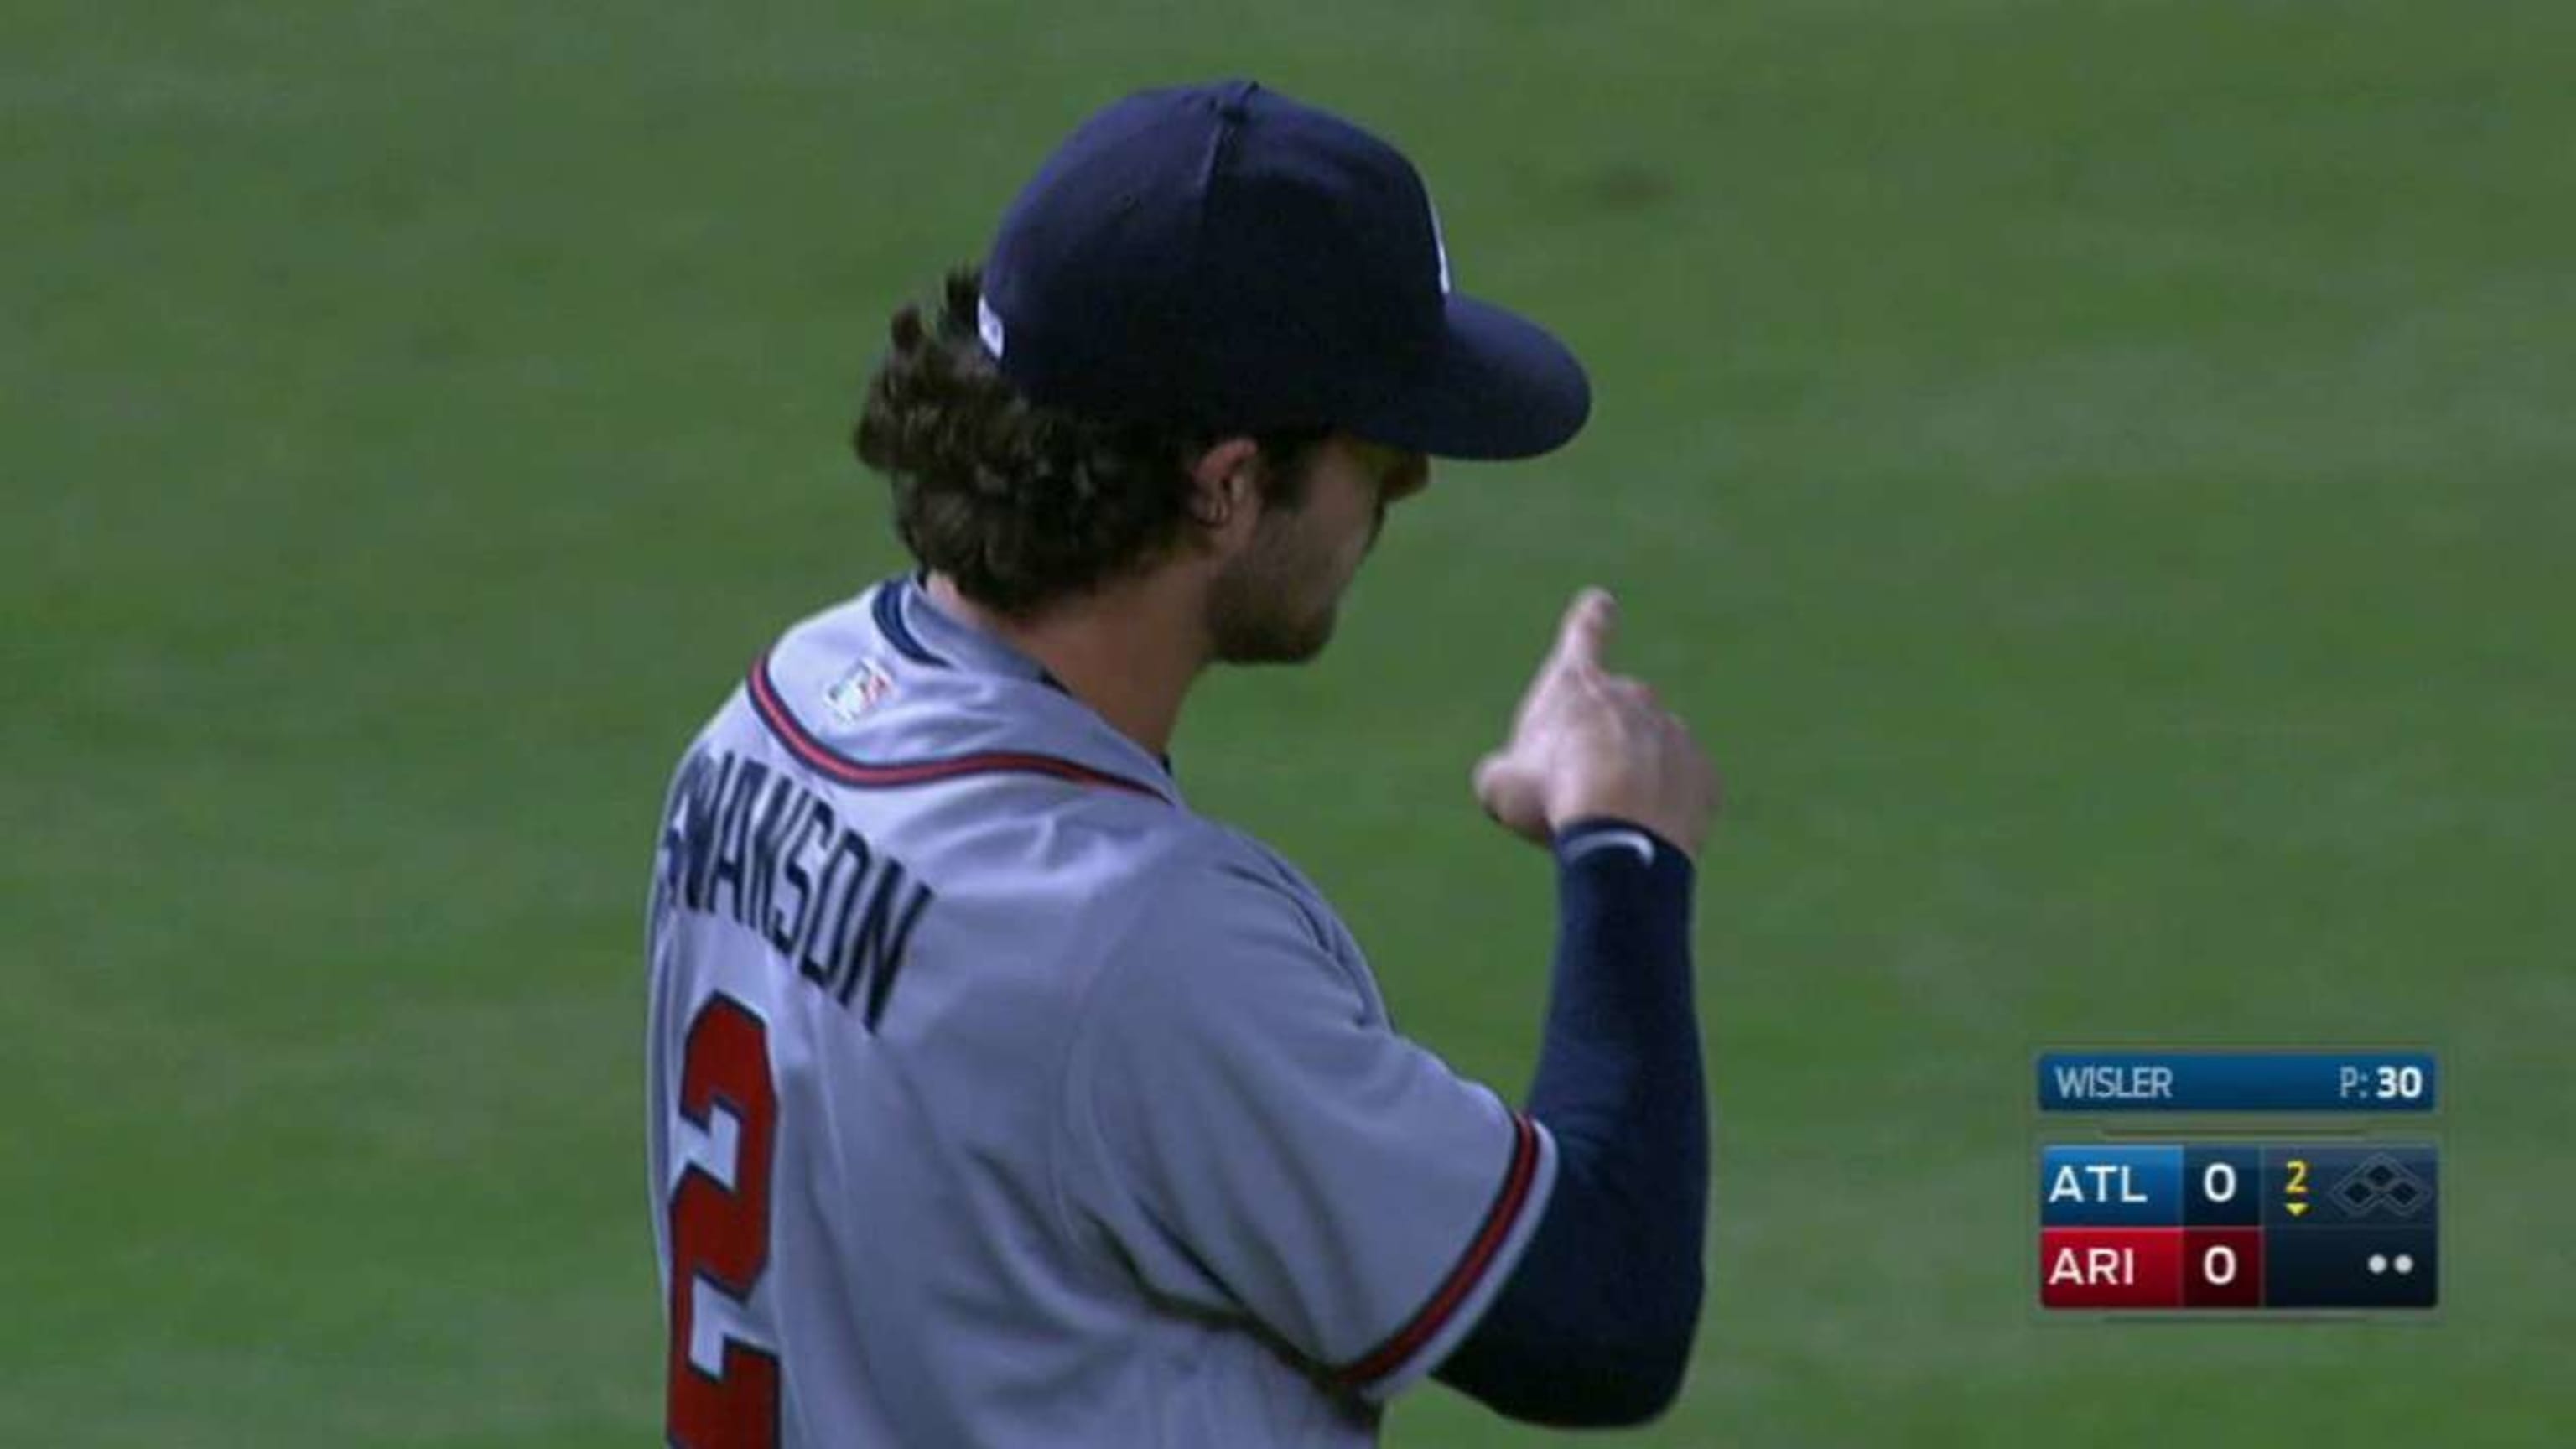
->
[2035,1050,2437,1114]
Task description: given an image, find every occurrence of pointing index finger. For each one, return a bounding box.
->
[1549,587,1617,676]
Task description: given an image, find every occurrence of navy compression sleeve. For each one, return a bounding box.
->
[1433,818,1706,1426]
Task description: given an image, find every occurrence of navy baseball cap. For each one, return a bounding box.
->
[977,80,1591,460]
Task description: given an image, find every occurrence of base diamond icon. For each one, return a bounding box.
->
[2330,1154,2433,1220]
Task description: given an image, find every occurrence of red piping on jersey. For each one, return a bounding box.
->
[1337,1112,1544,1389]
[745,653,1169,802]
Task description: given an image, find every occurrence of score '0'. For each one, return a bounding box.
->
[2205,1162,2237,1202]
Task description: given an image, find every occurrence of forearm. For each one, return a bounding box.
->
[1434,818,1706,1426]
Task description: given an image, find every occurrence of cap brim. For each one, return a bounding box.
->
[1342,294,1592,461]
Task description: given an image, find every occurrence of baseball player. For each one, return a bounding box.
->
[647,80,1716,1446]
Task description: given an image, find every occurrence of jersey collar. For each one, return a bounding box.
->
[880,573,1180,780]
[887,573,1071,691]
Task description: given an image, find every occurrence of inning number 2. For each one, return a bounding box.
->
[667,997,782,1449]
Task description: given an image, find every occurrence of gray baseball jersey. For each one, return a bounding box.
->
[647,574,1559,1448]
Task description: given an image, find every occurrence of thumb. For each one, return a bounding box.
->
[1472,750,1545,828]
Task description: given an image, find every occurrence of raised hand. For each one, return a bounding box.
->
[1472,589,1719,860]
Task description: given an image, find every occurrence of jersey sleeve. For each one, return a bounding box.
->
[1055,856,1558,1400]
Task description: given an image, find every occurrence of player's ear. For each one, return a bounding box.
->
[1184,438,1263,553]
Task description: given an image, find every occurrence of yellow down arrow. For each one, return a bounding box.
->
[2288,1202,2309,1218]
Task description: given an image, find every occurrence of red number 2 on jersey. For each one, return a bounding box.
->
[667,995,781,1449]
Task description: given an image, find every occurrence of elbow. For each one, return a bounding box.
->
[1510,1321,1697,1428]
[1626,1342,1698,1426]
[1435,1179,1708,1428]
[1524,1270,1704,1428]
[1624,1327,1699,1425]
[1585,1278,1703,1426]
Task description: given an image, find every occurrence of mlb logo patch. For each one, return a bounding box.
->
[823,661,896,724]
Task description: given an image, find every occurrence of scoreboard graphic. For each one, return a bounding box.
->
[2033,1049,2440,1316]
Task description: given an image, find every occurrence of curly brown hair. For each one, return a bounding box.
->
[854,268,1326,616]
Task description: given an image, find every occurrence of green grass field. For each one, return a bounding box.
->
[9,2,2572,1443]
